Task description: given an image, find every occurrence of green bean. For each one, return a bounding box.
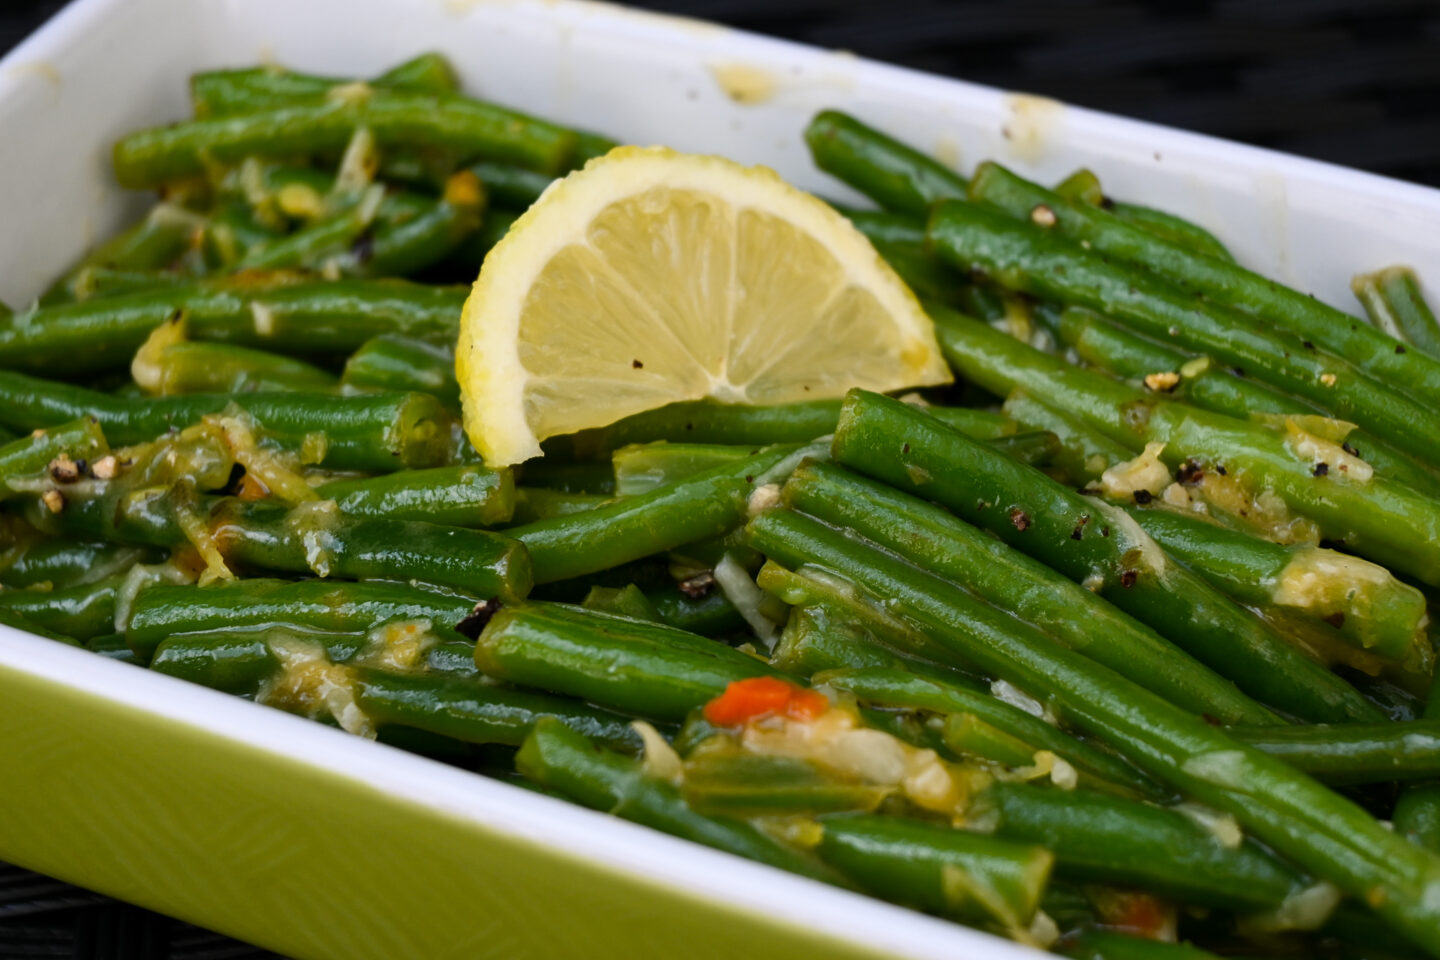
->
[844,210,926,247]
[0,540,158,589]
[115,91,578,188]
[678,752,889,817]
[770,605,917,677]
[150,629,360,694]
[0,279,465,375]
[1354,267,1440,361]
[1002,390,1131,485]
[138,340,338,395]
[474,601,775,722]
[787,460,1279,725]
[990,430,1060,468]
[931,304,1440,587]
[202,202,286,268]
[1110,203,1235,263]
[470,160,554,209]
[967,161,1440,417]
[1178,360,1440,500]
[190,53,459,118]
[1395,672,1440,856]
[343,334,458,407]
[41,203,205,306]
[126,578,483,662]
[236,190,382,271]
[1057,170,1236,263]
[1058,308,1440,498]
[1054,168,1106,207]
[352,170,485,277]
[507,486,607,525]
[817,814,1051,929]
[1060,305,1190,381]
[832,389,1379,723]
[930,200,1440,469]
[647,582,746,638]
[315,465,514,527]
[0,374,450,472]
[742,505,1440,952]
[582,583,662,622]
[516,717,845,885]
[446,208,519,269]
[87,630,140,663]
[554,400,842,458]
[1225,722,1440,785]
[756,559,975,673]
[0,418,108,499]
[511,445,798,584]
[63,267,194,303]
[354,667,643,750]
[1126,507,1426,663]
[0,577,120,641]
[803,110,967,216]
[983,781,1302,911]
[0,606,83,646]
[611,442,759,496]
[819,667,1160,796]
[42,488,528,607]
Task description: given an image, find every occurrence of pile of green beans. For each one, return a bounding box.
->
[6,58,1440,959]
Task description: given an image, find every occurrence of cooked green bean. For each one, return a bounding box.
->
[931,304,1440,587]
[516,717,846,885]
[830,392,1376,723]
[0,577,121,641]
[930,199,1440,469]
[343,334,459,407]
[818,667,1160,796]
[475,601,776,722]
[126,578,483,662]
[817,814,1052,928]
[314,464,515,527]
[1353,266,1440,361]
[0,540,159,590]
[1226,721,1440,785]
[0,279,465,375]
[803,110,967,216]
[1125,506,1426,663]
[510,445,798,583]
[743,503,1440,951]
[0,418,108,499]
[0,373,450,472]
[967,161,1440,418]
[190,53,459,118]
[115,91,578,189]
[983,781,1304,911]
[785,460,1277,725]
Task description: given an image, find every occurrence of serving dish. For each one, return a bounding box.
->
[3,1,1440,958]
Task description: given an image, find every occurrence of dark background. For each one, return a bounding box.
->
[2,0,1440,957]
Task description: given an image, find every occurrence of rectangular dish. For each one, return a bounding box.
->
[2,1,1439,958]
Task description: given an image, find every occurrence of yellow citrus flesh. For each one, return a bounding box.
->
[457,146,952,465]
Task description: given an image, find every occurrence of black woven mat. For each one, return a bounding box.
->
[4,0,1440,956]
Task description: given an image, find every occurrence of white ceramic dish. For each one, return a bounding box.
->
[2,2,1438,958]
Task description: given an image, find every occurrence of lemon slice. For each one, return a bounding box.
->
[457,146,952,465]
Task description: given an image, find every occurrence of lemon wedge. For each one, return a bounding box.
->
[457,146,952,465]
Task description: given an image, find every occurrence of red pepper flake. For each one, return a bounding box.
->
[704,677,829,726]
